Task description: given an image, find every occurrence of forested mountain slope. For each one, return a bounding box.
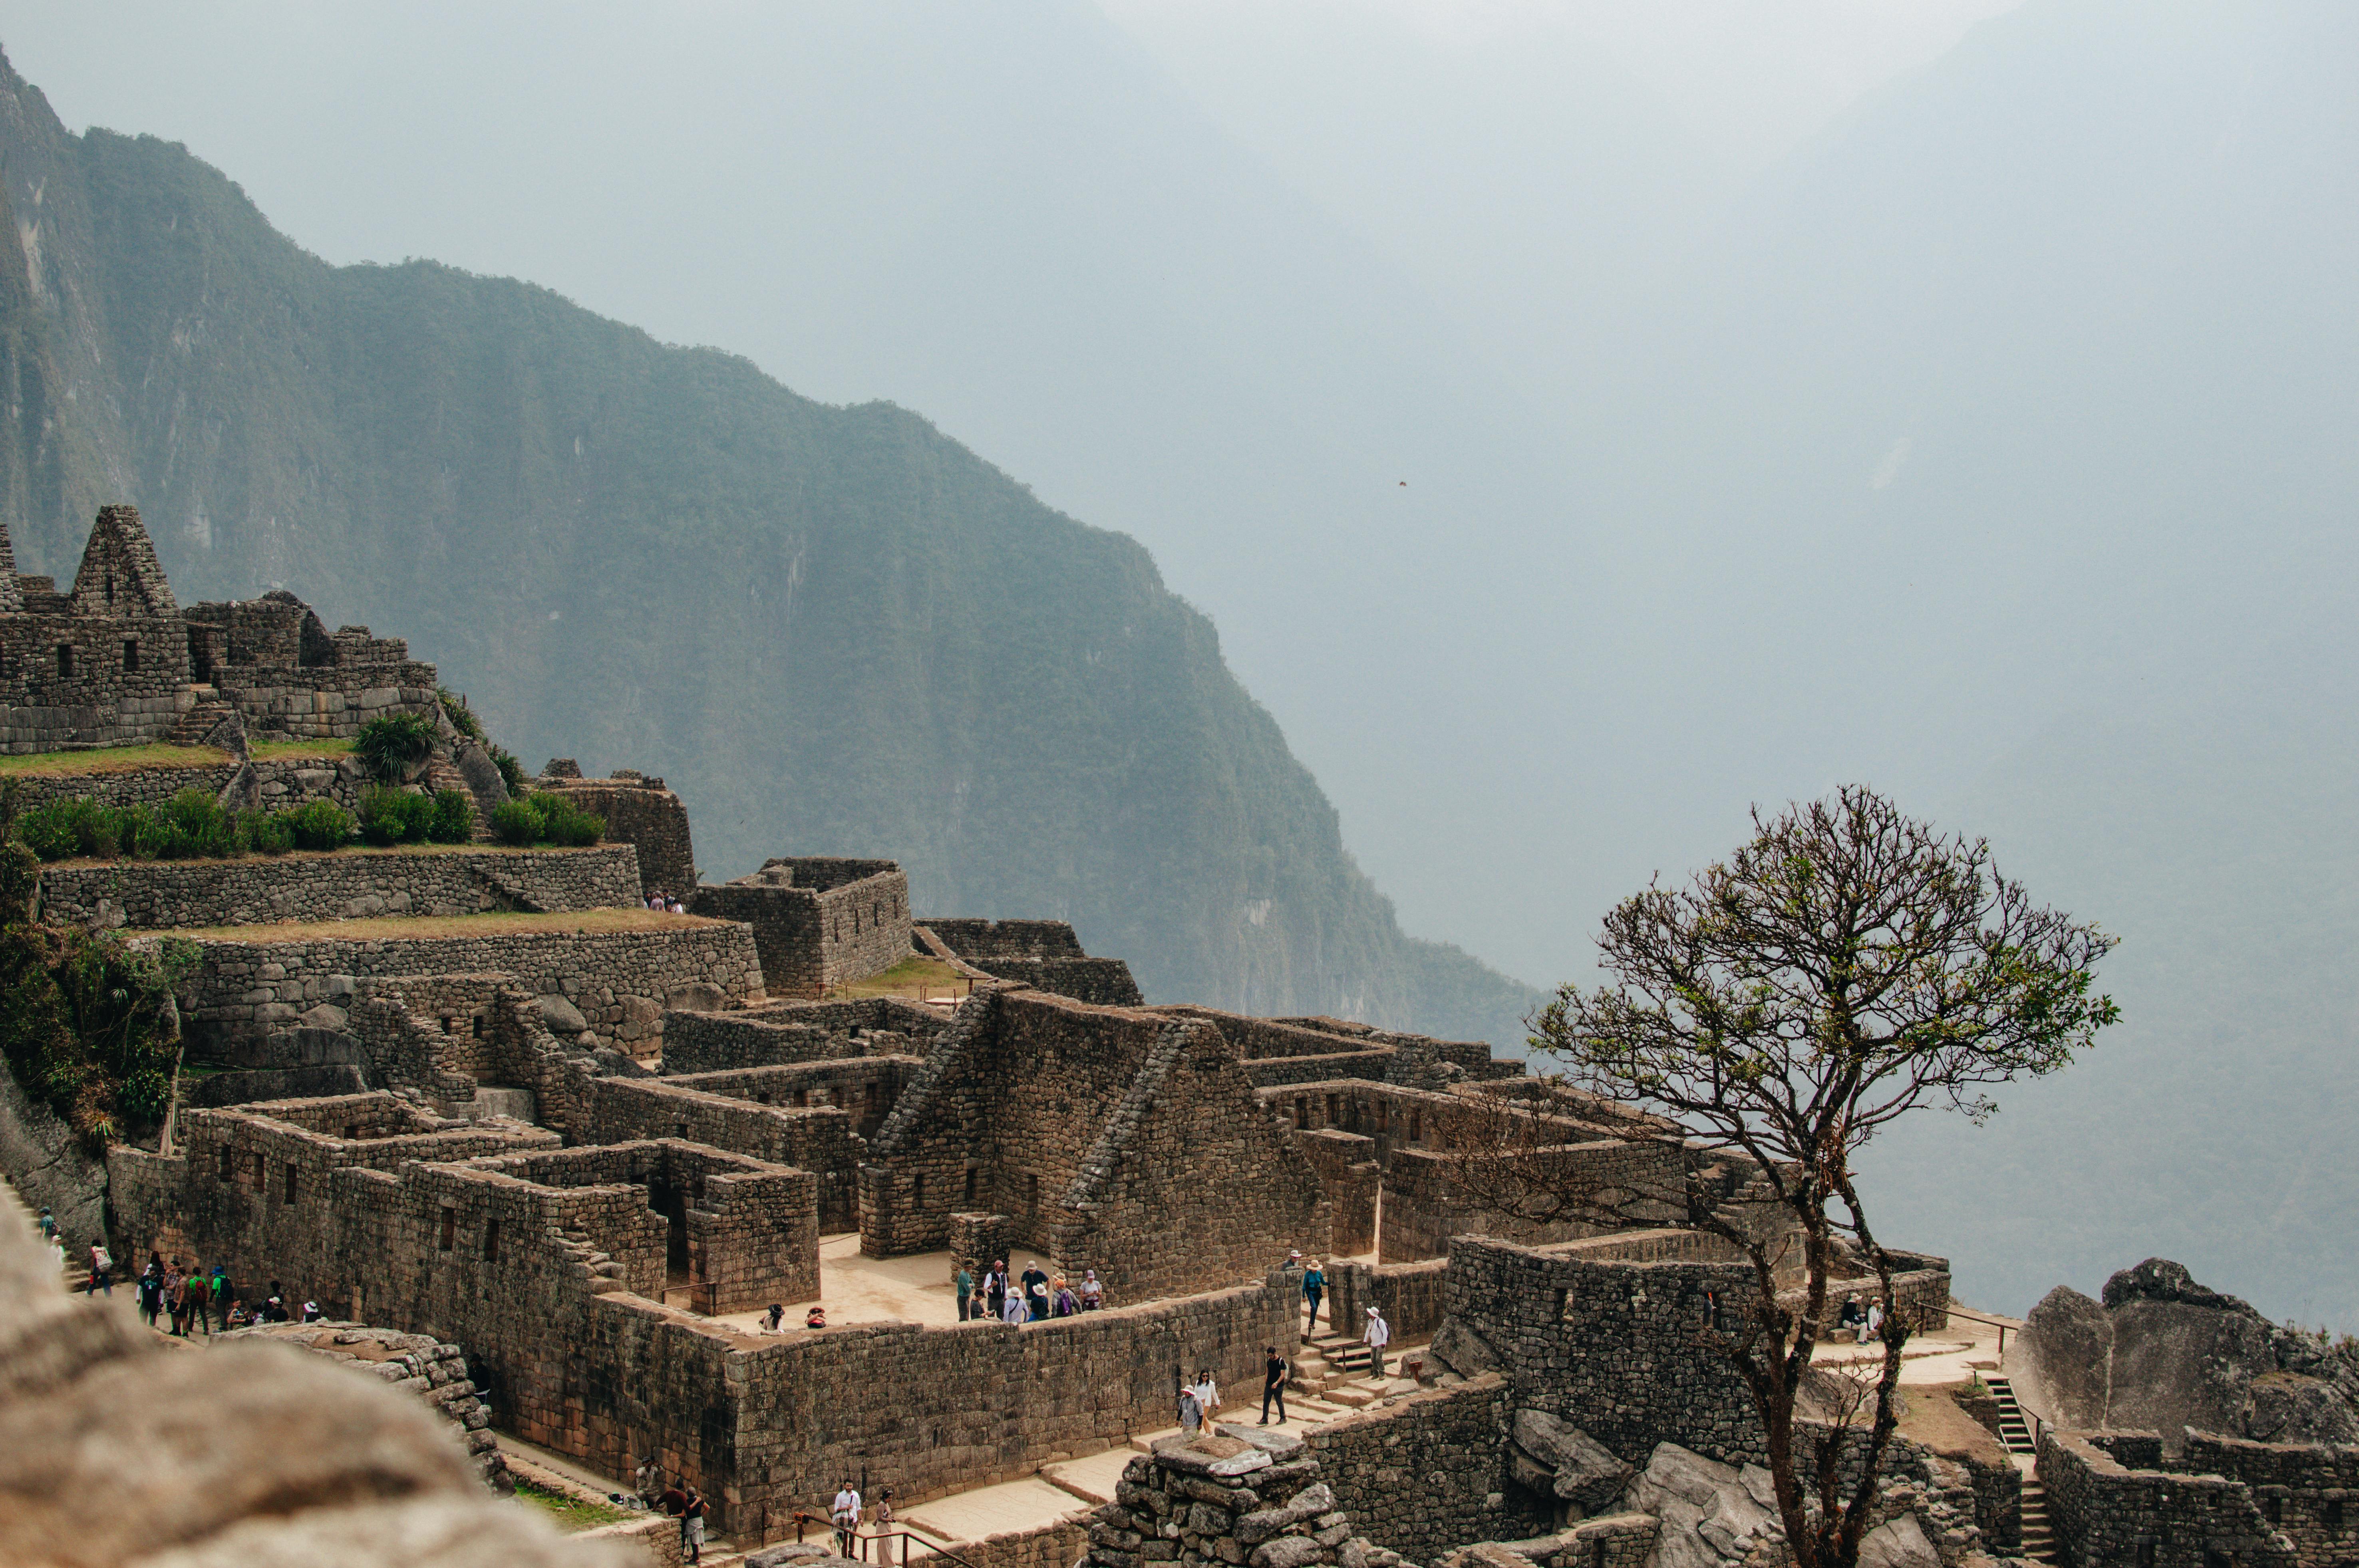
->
[0,50,1540,1042]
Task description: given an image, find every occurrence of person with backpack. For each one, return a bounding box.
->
[137,1258,164,1328]
[830,1477,862,1558]
[1260,1346,1289,1426]
[1300,1260,1325,1331]
[680,1485,708,1563]
[85,1240,112,1297]
[185,1266,212,1334]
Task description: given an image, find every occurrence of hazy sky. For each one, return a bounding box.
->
[8,0,2359,1327]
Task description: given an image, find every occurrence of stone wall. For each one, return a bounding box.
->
[1246,1053,1399,1088]
[1379,1142,1687,1264]
[1309,1375,1538,1563]
[688,861,911,998]
[168,920,765,1054]
[41,844,642,929]
[585,1076,866,1233]
[923,920,1088,958]
[8,751,365,814]
[1325,1257,1453,1346]
[666,1057,918,1141]
[538,773,698,901]
[1293,1130,1380,1256]
[219,659,442,739]
[1439,1234,1766,1469]
[0,1056,108,1254]
[658,997,949,1075]
[2038,1428,2293,1568]
[860,990,1332,1304]
[2174,1433,2359,1567]
[964,955,1145,1007]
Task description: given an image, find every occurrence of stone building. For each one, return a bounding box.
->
[688,855,912,997]
[1,504,442,752]
[922,918,1145,1006]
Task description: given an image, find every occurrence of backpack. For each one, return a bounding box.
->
[91,1246,112,1272]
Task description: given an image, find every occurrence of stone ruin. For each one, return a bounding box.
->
[13,501,2278,1568]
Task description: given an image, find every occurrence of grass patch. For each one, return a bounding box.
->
[249,737,354,761]
[0,744,235,776]
[168,907,730,942]
[829,953,975,1000]
[511,1478,638,1531]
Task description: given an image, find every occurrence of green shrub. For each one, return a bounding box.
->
[1,926,199,1151]
[284,798,354,852]
[489,798,538,846]
[160,789,237,859]
[354,711,438,781]
[436,687,484,742]
[559,808,604,846]
[15,801,89,861]
[428,790,476,844]
[488,746,527,798]
[358,786,435,846]
[240,809,296,856]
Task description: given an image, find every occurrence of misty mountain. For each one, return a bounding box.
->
[0,48,1542,1045]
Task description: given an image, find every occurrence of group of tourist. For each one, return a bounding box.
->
[131,1252,313,1334]
[1836,1295,1885,1344]
[643,891,688,914]
[954,1258,1103,1322]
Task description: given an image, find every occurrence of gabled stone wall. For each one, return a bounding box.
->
[584,1076,864,1233]
[861,990,1333,1302]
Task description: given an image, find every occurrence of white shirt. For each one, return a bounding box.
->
[1365,1314,1390,1349]
[833,1488,862,1525]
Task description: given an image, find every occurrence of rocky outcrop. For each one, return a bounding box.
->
[226,1322,511,1491]
[0,1055,108,1256]
[1510,1410,1634,1515]
[1625,1443,1785,1568]
[2007,1259,2359,1451]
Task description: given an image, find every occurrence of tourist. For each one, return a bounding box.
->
[1020,1260,1050,1320]
[265,1296,287,1322]
[1860,1299,1883,1346]
[1363,1306,1390,1378]
[668,897,686,915]
[1051,1278,1078,1317]
[955,1264,973,1322]
[763,1303,785,1333]
[85,1239,112,1296]
[1193,1368,1220,1424]
[1260,1346,1288,1426]
[1836,1296,1862,1339]
[1080,1270,1103,1311]
[657,1479,690,1546]
[1177,1378,1203,1435]
[302,1300,322,1323]
[37,1207,56,1244]
[137,1258,163,1328]
[873,1488,895,1535]
[1002,1285,1027,1325]
[681,1484,708,1564]
[1301,1260,1325,1330]
[226,1298,253,1328]
[985,1259,1008,1321]
[831,1477,863,1558]
[163,1263,186,1335]
[211,1265,233,1322]
[185,1266,211,1335]
[806,1304,828,1330]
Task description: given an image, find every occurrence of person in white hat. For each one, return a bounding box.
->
[1363,1305,1391,1378]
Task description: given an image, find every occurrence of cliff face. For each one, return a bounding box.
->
[0,51,1538,1044]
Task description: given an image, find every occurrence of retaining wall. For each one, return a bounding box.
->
[42,844,642,929]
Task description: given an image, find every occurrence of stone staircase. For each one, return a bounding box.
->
[168,684,243,748]
[1986,1375,2039,1455]
[2018,1479,2058,1563]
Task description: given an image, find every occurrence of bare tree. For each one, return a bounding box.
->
[1458,785,2115,1568]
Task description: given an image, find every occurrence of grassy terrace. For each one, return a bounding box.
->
[166,908,730,942]
[38,841,594,870]
[829,953,975,1001]
[511,1478,638,1531]
[0,737,353,775]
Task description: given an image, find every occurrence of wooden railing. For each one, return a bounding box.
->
[789,1511,984,1568]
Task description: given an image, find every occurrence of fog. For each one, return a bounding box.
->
[9,0,2357,1326]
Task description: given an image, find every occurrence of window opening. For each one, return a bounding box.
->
[964,1167,978,1205]
[439,1208,456,1251]
[483,1218,500,1262]
[218,1148,234,1181]
[56,645,73,679]
[283,1164,299,1203]
[122,638,139,672]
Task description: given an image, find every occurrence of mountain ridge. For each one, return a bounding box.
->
[0,47,1543,1046]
